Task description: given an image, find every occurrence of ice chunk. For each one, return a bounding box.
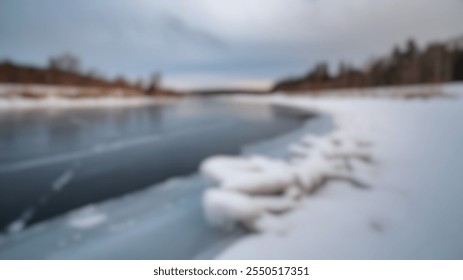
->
[203,188,297,231]
[203,189,261,231]
[67,206,107,230]
[201,156,295,194]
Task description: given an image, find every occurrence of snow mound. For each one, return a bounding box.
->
[203,189,262,230]
[201,156,295,194]
[201,115,374,232]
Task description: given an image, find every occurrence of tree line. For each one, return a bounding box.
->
[274,36,463,92]
[0,53,171,95]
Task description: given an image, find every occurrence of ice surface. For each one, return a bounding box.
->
[0,174,245,259]
[51,170,74,192]
[5,209,34,234]
[67,206,107,230]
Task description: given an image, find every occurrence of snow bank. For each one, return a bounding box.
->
[0,95,165,110]
[0,83,176,110]
[201,156,295,194]
[273,82,463,98]
[204,83,463,259]
[201,118,374,232]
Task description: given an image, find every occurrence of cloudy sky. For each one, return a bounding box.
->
[1,0,463,90]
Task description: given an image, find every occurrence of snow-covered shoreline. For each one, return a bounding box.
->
[0,84,178,110]
[201,83,463,259]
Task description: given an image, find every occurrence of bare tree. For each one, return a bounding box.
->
[146,72,162,94]
[48,52,81,74]
[150,72,162,89]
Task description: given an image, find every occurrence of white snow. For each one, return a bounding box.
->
[203,189,263,230]
[0,95,163,110]
[0,84,176,110]
[201,117,373,232]
[201,156,295,194]
[201,82,463,259]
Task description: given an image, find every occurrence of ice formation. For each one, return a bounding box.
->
[201,121,374,232]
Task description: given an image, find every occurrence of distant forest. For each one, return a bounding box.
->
[0,54,140,88]
[0,53,175,95]
[274,36,463,92]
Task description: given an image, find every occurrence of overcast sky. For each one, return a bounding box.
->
[1,0,463,90]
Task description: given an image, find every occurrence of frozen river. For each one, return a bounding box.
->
[0,98,331,259]
[0,99,307,232]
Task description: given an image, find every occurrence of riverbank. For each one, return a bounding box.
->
[0,83,182,110]
[202,83,463,259]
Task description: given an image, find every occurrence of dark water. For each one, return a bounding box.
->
[0,99,304,231]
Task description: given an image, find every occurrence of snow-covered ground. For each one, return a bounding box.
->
[2,82,463,259]
[201,82,463,259]
[0,84,173,109]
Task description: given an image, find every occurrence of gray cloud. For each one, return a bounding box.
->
[1,0,463,89]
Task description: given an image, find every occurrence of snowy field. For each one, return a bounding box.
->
[201,82,463,259]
